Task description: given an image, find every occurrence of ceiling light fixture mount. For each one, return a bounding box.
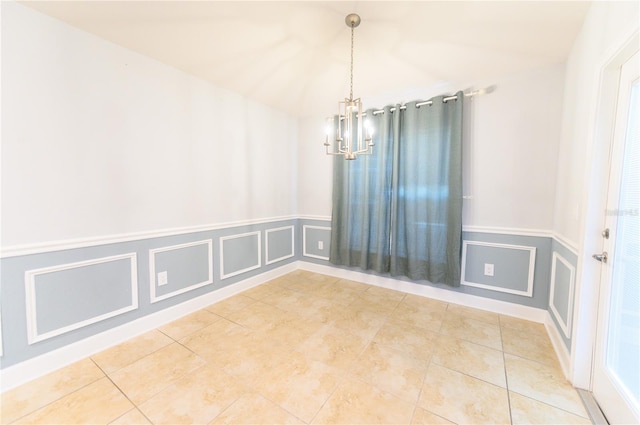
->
[324,13,373,160]
[345,13,361,28]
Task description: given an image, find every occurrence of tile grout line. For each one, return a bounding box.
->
[408,332,438,424]
[89,358,155,425]
[499,316,515,425]
[508,388,595,420]
[3,364,105,424]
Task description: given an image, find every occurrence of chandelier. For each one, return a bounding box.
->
[324,13,373,160]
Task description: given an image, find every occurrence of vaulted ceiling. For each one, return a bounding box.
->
[22,1,590,117]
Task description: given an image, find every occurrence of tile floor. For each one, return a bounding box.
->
[1,271,592,424]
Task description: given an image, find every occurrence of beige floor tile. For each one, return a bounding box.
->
[1,358,105,424]
[329,302,390,340]
[219,334,288,380]
[357,285,406,310]
[312,376,415,424]
[419,363,510,425]
[499,315,546,333]
[211,392,304,424]
[180,318,286,381]
[262,288,338,320]
[431,334,506,387]
[205,294,256,317]
[502,325,559,367]
[440,314,503,350]
[411,408,455,425]
[285,279,320,294]
[263,314,325,346]
[310,282,364,306]
[241,284,283,300]
[303,301,348,324]
[109,408,151,424]
[334,278,371,292]
[351,342,427,403]
[14,378,133,424]
[225,301,289,331]
[391,301,445,332]
[284,269,317,280]
[374,318,439,362]
[252,351,341,423]
[179,317,246,352]
[138,365,245,425]
[402,294,448,311]
[261,287,307,308]
[297,324,368,371]
[446,303,500,325]
[159,309,220,340]
[505,354,588,418]
[353,294,402,313]
[110,343,206,404]
[286,273,339,293]
[304,272,341,285]
[92,330,173,374]
[509,391,592,425]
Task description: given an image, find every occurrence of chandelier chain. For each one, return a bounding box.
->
[350,22,354,101]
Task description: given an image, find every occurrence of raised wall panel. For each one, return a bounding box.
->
[219,231,261,280]
[24,253,138,344]
[461,241,536,297]
[265,226,294,265]
[303,225,331,261]
[149,240,213,303]
[549,251,576,338]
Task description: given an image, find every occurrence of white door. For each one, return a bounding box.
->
[592,50,640,424]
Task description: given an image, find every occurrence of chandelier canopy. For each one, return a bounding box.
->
[324,13,373,160]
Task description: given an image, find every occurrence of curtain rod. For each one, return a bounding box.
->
[349,85,494,117]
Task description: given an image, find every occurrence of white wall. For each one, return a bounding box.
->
[1,2,298,248]
[297,64,565,232]
[553,0,639,246]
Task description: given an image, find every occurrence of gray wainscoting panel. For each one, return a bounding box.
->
[265,226,294,265]
[462,241,536,297]
[548,238,578,350]
[459,233,551,308]
[25,254,137,344]
[220,231,261,279]
[549,250,576,348]
[0,219,296,370]
[150,240,213,303]
[303,225,331,260]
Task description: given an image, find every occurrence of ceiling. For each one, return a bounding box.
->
[22,1,591,117]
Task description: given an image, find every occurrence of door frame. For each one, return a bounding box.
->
[571,29,640,390]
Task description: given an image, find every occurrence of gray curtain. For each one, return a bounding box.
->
[330,92,463,286]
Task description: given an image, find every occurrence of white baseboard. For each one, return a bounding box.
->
[545,311,571,379]
[0,263,297,393]
[299,262,548,323]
